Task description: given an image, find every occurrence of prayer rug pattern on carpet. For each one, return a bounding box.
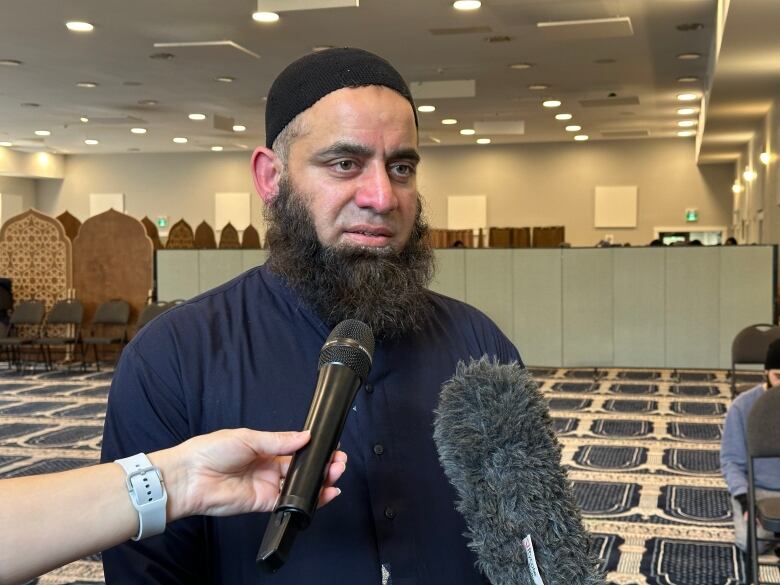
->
[0,366,770,584]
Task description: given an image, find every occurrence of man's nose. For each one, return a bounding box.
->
[354,162,398,214]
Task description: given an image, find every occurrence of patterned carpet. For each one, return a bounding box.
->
[0,365,775,584]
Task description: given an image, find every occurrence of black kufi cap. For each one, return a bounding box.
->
[265,47,417,148]
[766,338,780,370]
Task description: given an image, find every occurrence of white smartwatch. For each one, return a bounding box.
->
[115,452,168,541]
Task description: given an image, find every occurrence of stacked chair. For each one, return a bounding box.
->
[37,299,84,370]
[81,299,131,371]
[0,300,45,370]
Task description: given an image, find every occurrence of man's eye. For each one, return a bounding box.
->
[335,160,356,171]
[392,164,415,176]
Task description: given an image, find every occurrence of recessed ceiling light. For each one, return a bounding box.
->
[130,127,147,134]
[418,105,436,113]
[677,76,699,83]
[542,100,562,108]
[743,168,757,181]
[509,63,532,70]
[677,93,698,101]
[676,22,704,31]
[65,21,94,32]
[84,139,99,145]
[173,137,188,144]
[460,129,476,136]
[760,152,771,165]
[138,99,158,106]
[528,84,548,91]
[211,146,224,152]
[312,46,333,53]
[555,113,573,121]
[677,52,701,60]
[677,108,697,115]
[188,113,206,121]
[76,81,98,88]
[0,141,12,147]
[80,117,89,123]
[233,124,246,132]
[732,183,743,194]
[216,76,235,83]
[0,59,22,67]
[20,102,40,108]
[34,130,51,136]
[442,119,458,125]
[565,125,582,132]
[453,0,481,10]
[476,138,491,144]
[677,130,696,137]
[678,120,697,127]
[574,134,589,141]
[253,11,280,22]
[149,52,175,60]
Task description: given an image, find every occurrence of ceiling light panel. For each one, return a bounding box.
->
[65,21,94,32]
[453,0,481,10]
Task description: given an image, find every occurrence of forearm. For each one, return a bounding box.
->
[0,462,137,584]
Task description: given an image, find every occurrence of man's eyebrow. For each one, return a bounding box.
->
[312,141,374,161]
[389,147,420,164]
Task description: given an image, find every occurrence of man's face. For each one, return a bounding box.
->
[768,369,780,387]
[283,85,420,253]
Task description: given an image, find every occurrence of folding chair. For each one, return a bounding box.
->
[81,299,130,371]
[746,385,780,584]
[0,300,45,370]
[37,299,84,370]
[136,301,172,331]
[732,324,780,398]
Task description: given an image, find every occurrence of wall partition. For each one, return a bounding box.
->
[157,246,775,369]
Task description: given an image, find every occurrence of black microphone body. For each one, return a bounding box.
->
[257,320,374,573]
[434,357,604,585]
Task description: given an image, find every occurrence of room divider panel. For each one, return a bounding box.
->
[56,211,82,243]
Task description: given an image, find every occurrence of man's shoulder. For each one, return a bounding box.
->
[732,384,766,412]
[425,289,496,326]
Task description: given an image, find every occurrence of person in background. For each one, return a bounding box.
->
[725,236,738,245]
[720,338,780,552]
[0,428,346,585]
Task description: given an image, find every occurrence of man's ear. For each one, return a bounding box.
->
[251,147,283,204]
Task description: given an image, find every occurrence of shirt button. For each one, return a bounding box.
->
[365,384,374,394]
[384,506,395,520]
[373,443,385,456]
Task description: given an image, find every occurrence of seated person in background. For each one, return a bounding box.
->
[725,236,738,245]
[649,239,663,246]
[688,239,703,246]
[720,338,780,552]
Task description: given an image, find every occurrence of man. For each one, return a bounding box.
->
[101,48,521,584]
[720,338,780,552]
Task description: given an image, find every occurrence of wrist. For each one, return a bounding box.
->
[148,447,191,522]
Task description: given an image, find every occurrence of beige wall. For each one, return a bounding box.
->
[34,138,733,246]
[0,176,38,212]
[418,138,733,245]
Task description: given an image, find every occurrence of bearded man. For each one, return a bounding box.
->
[101,48,522,584]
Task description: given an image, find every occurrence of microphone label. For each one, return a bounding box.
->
[522,534,546,585]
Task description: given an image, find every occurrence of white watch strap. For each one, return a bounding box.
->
[115,452,168,541]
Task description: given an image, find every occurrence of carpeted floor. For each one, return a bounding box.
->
[0,365,775,584]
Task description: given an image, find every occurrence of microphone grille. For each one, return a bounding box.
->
[318,320,374,380]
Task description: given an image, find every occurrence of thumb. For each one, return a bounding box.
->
[245,429,310,456]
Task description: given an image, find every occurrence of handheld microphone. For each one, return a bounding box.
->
[257,319,374,573]
[433,357,604,585]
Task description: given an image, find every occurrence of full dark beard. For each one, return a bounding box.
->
[264,178,435,340]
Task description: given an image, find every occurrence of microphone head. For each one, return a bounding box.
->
[318,319,374,381]
[434,357,604,585]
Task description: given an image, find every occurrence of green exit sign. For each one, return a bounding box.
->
[156,216,169,228]
[685,209,699,222]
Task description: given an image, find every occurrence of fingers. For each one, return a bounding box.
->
[239,428,311,457]
[318,486,342,508]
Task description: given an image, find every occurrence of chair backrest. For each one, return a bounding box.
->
[9,300,45,326]
[137,301,171,330]
[92,299,131,326]
[732,324,780,365]
[45,299,84,326]
[747,386,780,458]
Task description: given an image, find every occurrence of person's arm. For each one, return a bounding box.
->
[720,400,749,498]
[0,428,346,585]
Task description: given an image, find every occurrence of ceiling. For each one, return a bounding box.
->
[0,0,716,154]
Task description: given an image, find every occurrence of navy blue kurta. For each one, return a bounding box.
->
[101,264,521,584]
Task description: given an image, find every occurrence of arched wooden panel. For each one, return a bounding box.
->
[241,225,262,249]
[194,221,217,249]
[165,219,195,249]
[218,222,240,249]
[73,209,153,325]
[56,211,82,242]
[0,209,72,310]
[141,216,163,250]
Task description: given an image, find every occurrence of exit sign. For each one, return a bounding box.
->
[156,216,169,228]
[685,209,699,222]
